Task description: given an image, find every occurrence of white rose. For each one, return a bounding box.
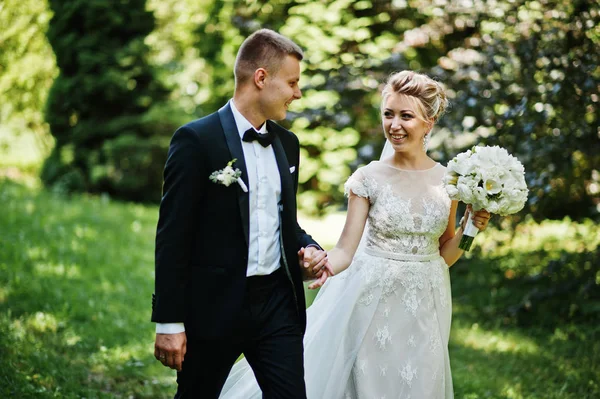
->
[486,201,500,214]
[445,185,459,199]
[457,181,474,203]
[473,186,488,206]
[455,158,476,176]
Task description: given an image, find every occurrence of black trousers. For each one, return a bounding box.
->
[174,268,306,399]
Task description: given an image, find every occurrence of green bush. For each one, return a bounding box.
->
[42,0,173,202]
[459,218,600,327]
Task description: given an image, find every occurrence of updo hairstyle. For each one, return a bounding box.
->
[381,71,448,123]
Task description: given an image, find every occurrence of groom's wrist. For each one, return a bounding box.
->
[156,322,185,334]
[305,243,322,251]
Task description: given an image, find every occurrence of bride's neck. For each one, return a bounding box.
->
[389,152,434,170]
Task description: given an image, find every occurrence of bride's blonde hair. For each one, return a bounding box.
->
[381,71,448,123]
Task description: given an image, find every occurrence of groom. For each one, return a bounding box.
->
[151,29,331,398]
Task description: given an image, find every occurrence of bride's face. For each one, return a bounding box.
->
[382,93,432,154]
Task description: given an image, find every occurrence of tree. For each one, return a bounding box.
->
[42,0,172,201]
[189,0,599,220]
[431,0,600,221]
[0,0,57,157]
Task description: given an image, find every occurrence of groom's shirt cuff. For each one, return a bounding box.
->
[156,322,185,334]
[306,243,322,251]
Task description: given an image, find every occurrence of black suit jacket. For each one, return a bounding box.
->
[151,103,319,339]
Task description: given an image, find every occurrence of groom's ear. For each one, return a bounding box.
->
[254,68,268,89]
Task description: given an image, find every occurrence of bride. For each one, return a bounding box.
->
[220,70,491,398]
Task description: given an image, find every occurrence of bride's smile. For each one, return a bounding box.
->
[382,92,432,153]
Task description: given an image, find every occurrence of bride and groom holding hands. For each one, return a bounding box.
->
[151,29,491,398]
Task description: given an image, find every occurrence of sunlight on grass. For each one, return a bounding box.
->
[477,218,599,257]
[25,312,59,333]
[87,340,177,394]
[74,223,99,239]
[452,323,539,355]
[27,246,49,261]
[63,329,82,347]
[1,180,597,399]
[8,318,28,341]
[501,384,525,399]
[34,262,81,278]
[90,341,154,368]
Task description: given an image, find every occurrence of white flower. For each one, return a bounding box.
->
[445,184,459,198]
[209,159,246,191]
[486,201,501,214]
[443,145,528,216]
[483,178,502,195]
[457,180,474,203]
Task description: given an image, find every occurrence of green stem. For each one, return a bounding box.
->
[459,235,474,251]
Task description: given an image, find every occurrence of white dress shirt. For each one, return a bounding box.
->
[157,100,283,334]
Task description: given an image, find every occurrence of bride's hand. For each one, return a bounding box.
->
[467,205,491,231]
[299,247,332,280]
[307,263,333,290]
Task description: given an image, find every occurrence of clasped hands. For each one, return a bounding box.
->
[298,246,334,290]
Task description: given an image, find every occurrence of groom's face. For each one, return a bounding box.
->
[260,55,302,121]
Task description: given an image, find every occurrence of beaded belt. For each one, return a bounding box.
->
[364,247,441,262]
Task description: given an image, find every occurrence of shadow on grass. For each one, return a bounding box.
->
[448,248,599,399]
[1,179,598,398]
[449,320,599,399]
[0,179,173,398]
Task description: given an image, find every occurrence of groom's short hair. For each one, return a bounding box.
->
[234,29,304,85]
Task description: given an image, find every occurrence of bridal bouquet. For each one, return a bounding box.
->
[443,145,528,250]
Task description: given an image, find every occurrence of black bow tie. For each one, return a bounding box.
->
[243,128,274,148]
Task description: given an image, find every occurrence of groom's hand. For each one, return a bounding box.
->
[298,246,334,281]
[155,332,187,371]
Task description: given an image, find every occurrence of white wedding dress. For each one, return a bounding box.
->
[221,160,454,399]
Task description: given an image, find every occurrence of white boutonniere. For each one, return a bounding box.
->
[209,159,248,192]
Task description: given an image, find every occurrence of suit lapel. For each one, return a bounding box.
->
[218,103,250,246]
[270,122,294,213]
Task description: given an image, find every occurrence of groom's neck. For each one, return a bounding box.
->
[233,92,266,130]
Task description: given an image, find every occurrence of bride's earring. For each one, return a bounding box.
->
[422,133,430,152]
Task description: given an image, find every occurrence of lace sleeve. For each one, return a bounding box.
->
[344,169,372,199]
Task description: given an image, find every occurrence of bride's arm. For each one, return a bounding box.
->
[325,192,370,275]
[439,200,465,267]
[439,201,490,266]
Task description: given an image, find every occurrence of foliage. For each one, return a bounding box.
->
[145,0,216,117]
[3,0,598,217]
[0,0,57,159]
[432,0,600,221]
[41,0,173,202]
[1,178,597,398]
[176,0,600,219]
[462,217,600,327]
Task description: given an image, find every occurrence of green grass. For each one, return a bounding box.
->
[0,178,598,398]
[449,262,599,399]
[0,179,173,398]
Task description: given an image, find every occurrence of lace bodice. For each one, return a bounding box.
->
[345,161,452,256]
[221,161,455,399]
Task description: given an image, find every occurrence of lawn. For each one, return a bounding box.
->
[0,178,598,398]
